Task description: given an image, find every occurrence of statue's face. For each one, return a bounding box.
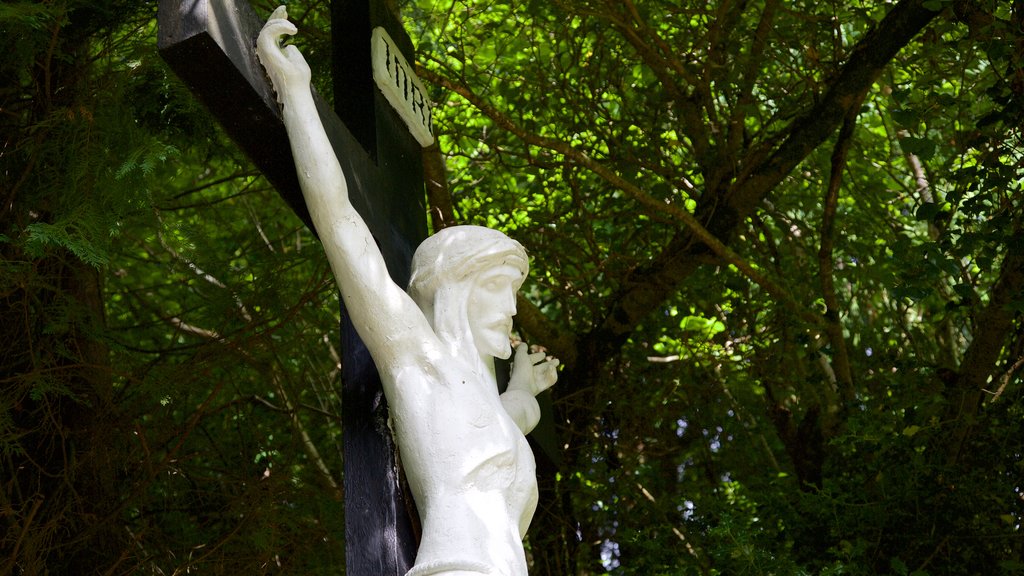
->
[467,263,524,360]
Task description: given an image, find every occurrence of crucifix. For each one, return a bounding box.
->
[157,1,428,573]
[159,1,563,574]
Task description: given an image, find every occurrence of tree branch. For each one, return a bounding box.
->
[818,104,862,406]
[421,0,942,397]
[731,0,942,213]
[588,0,942,371]
[418,66,828,337]
[728,0,780,162]
[516,294,577,367]
[269,368,342,498]
[945,227,1024,464]
[422,141,457,230]
[600,0,711,161]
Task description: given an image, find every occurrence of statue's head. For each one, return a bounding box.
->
[408,225,528,359]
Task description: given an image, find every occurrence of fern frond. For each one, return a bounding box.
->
[24,221,109,267]
[116,141,179,181]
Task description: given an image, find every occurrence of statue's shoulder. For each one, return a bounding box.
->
[383,335,450,381]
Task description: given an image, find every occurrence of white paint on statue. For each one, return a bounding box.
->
[257,8,557,576]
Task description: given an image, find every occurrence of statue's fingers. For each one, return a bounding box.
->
[258,19,298,58]
[269,5,288,20]
[261,19,298,40]
[514,343,530,361]
[537,367,557,391]
[282,45,308,67]
[257,27,301,78]
[528,351,547,365]
[535,361,557,380]
[547,361,559,381]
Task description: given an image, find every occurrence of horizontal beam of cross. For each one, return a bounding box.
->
[157,0,320,229]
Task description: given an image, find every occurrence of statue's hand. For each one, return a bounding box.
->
[508,343,558,397]
[256,6,312,102]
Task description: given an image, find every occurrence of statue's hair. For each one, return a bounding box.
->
[407,225,527,354]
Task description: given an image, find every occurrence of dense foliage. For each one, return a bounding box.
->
[2,0,1021,574]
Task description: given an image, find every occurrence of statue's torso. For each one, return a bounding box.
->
[386,359,537,576]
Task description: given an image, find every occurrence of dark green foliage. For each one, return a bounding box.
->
[1,0,1022,574]
[2,1,344,573]
[404,0,1023,573]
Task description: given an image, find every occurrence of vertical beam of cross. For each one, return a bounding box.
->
[157,1,424,574]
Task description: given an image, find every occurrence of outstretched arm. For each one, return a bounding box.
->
[501,344,558,434]
[256,8,427,356]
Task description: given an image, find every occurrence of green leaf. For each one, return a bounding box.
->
[915,202,940,221]
[891,108,918,127]
[901,425,921,437]
[901,136,937,160]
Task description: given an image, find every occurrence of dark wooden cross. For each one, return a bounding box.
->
[157,1,427,573]
[157,1,561,573]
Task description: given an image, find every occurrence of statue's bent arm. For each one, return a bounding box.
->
[501,344,558,434]
[257,11,433,365]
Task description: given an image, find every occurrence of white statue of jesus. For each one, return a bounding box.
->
[257,8,558,576]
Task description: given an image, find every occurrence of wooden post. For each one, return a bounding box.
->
[157,1,425,573]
